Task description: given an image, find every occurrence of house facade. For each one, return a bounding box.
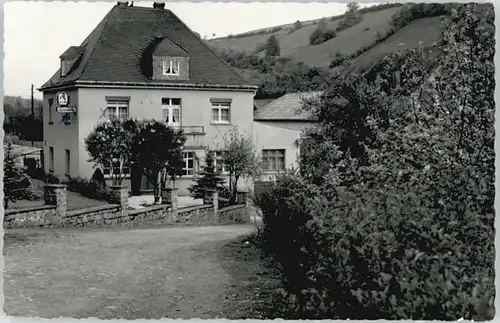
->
[253,92,319,183]
[39,2,257,196]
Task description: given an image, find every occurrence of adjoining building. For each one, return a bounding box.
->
[253,91,320,188]
[39,2,258,196]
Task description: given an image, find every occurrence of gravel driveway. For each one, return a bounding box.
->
[4,224,258,319]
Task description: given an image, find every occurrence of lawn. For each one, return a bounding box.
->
[8,178,109,211]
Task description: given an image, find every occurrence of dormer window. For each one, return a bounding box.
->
[148,37,190,81]
[59,46,84,78]
[163,60,180,76]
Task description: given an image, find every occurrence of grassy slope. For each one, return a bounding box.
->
[340,16,442,76]
[209,6,442,72]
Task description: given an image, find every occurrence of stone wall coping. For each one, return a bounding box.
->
[128,204,169,216]
[220,204,246,212]
[66,204,120,217]
[5,205,56,215]
[177,204,213,213]
[109,185,129,190]
[44,184,68,189]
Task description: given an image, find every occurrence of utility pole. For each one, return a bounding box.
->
[30,84,34,146]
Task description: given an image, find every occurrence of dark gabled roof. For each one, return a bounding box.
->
[153,37,189,56]
[59,46,85,59]
[40,4,254,90]
[254,92,321,121]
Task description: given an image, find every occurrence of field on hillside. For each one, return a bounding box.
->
[209,6,401,67]
[283,7,400,67]
[340,16,442,75]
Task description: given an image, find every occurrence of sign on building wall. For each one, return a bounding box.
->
[55,92,77,124]
[57,92,69,107]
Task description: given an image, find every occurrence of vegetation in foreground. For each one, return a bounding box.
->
[254,3,495,320]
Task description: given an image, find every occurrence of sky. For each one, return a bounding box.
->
[4,1,376,99]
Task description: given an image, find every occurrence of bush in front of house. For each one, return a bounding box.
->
[44,173,61,184]
[64,176,114,202]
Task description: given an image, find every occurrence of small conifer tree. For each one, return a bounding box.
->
[188,152,226,200]
[4,143,31,208]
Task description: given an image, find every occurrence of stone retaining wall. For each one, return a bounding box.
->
[219,205,248,225]
[4,185,251,229]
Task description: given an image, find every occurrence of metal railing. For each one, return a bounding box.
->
[170,125,205,134]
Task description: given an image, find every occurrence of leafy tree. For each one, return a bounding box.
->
[84,119,134,186]
[265,35,280,59]
[4,143,32,208]
[188,151,226,200]
[126,119,186,204]
[290,20,303,33]
[257,3,494,320]
[220,127,260,203]
[347,2,359,13]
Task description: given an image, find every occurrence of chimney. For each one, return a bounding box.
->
[153,2,165,9]
[117,1,128,6]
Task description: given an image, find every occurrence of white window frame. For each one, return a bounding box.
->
[163,60,180,76]
[183,151,195,176]
[211,102,231,124]
[65,149,70,175]
[161,98,181,127]
[102,158,130,179]
[262,149,286,172]
[49,147,55,172]
[211,150,228,174]
[106,101,129,121]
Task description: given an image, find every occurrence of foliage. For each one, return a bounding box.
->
[188,151,227,200]
[44,173,61,184]
[309,27,336,45]
[330,3,451,69]
[4,96,43,142]
[390,3,450,30]
[336,2,363,32]
[214,48,331,98]
[256,3,494,320]
[4,143,32,208]
[84,119,134,186]
[289,20,303,34]
[125,119,186,203]
[265,35,280,59]
[64,176,114,201]
[220,127,261,203]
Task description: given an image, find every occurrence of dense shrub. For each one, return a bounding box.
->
[44,173,61,184]
[64,176,114,201]
[336,3,363,33]
[4,143,32,208]
[256,4,494,320]
[289,20,303,34]
[309,28,337,45]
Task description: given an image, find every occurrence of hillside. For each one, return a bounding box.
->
[208,3,450,98]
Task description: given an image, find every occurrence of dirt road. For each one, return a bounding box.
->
[4,225,264,319]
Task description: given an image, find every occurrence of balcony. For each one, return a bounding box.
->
[170,125,206,148]
[171,125,205,135]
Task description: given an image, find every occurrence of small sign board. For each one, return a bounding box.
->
[57,92,69,107]
[56,106,76,114]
